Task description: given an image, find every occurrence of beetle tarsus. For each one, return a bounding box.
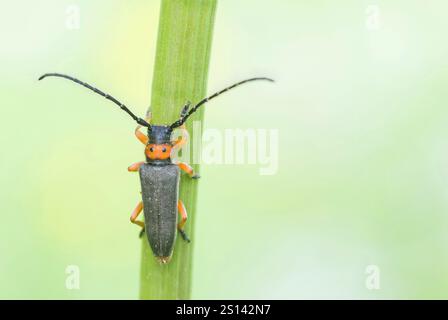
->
[139,227,145,238]
[192,173,201,179]
[179,229,191,243]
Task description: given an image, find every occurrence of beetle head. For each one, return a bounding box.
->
[145,125,173,164]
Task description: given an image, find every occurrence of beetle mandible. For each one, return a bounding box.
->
[39,73,273,263]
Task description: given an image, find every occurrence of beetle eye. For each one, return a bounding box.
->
[149,147,154,152]
[162,147,167,152]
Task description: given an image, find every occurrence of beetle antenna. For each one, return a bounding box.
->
[170,77,274,129]
[39,73,150,127]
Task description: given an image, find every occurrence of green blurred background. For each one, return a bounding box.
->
[1,0,448,299]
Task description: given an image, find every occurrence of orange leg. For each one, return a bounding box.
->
[135,126,148,145]
[172,125,188,149]
[130,201,144,229]
[177,200,190,242]
[128,161,144,172]
[177,162,200,179]
[171,129,187,162]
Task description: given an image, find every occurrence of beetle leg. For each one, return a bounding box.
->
[135,125,148,145]
[130,201,145,232]
[172,125,188,149]
[172,132,187,149]
[145,107,152,123]
[177,200,190,243]
[128,161,144,172]
[177,162,200,179]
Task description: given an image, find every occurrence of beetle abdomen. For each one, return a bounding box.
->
[139,163,180,261]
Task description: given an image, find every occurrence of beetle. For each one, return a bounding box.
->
[39,73,273,263]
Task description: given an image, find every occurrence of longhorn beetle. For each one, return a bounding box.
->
[39,73,273,264]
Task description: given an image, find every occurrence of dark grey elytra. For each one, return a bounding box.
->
[38,72,274,263]
[140,163,179,258]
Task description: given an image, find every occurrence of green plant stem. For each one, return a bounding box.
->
[139,0,217,299]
